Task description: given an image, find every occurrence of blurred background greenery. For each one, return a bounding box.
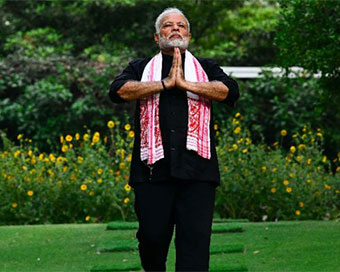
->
[0,0,339,223]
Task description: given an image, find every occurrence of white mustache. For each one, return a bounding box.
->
[167,32,183,39]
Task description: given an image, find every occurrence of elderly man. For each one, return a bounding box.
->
[109,7,239,272]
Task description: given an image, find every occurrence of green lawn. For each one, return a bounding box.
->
[1,220,340,271]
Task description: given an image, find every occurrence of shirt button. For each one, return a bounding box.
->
[171,129,175,133]
[171,147,176,151]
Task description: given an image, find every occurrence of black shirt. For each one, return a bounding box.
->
[109,53,239,188]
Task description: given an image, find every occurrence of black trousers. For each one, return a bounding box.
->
[133,178,216,272]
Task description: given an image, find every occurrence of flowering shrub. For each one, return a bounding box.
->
[0,119,135,225]
[216,113,340,221]
[1,114,339,225]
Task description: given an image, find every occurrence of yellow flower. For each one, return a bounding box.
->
[235,112,241,118]
[38,154,44,161]
[295,210,300,216]
[246,138,251,145]
[283,180,289,186]
[237,138,243,144]
[270,188,276,193]
[324,184,331,190]
[85,215,91,221]
[307,179,312,183]
[92,132,100,143]
[49,154,56,162]
[128,131,135,138]
[28,150,33,157]
[89,191,95,196]
[83,134,89,141]
[124,124,131,131]
[14,150,21,158]
[61,145,68,153]
[322,156,327,163]
[298,144,306,149]
[12,203,18,208]
[214,124,218,130]
[80,184,87,191]
[307,158,312,165]
[232,118,239,125]
[261,166,266,172]
[17,134,23,140]
[299,202,304,207]
[60,136,64,144]
[232,144,238,151]
[302,126,307,132]
[27,190,34,196]
[292,134,298,138]
[107,120,115,129]
[296,155,302,162]
[75,133,80,140]
[290,146,296,153]
[97,178,103,183]
[119,162,126,169]
[97,168,103,175]
[273,141,279,147]
[242,148,248,154]
[77,156,84,164]
[44,158,50,163]
[234,127,241,134]
[289,173,295,178]
[124,197,130,204]
[31,157,36,164]
[66,135,73,142]
[286,187,292,193]
[336,166,340,173]
[272,167,277,172]
[124,184,131,192]
[127,154,132,162]
[316,132,323,137]
[280,130,287,136]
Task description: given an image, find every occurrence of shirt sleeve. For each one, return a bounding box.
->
[204,59,240,107]
[108,59,145,104]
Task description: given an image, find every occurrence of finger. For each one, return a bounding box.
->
[176,48,182,69]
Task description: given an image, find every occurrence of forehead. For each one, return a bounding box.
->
[161,13,187,25]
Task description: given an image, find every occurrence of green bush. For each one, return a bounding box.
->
[215,112,340,221]
[1,115,339,225]
[0,118,135,225]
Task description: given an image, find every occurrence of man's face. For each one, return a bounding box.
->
[154,13,191,51]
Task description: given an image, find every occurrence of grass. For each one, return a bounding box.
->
[0,220,340,271]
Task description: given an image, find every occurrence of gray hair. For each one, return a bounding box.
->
[154,7,190,34]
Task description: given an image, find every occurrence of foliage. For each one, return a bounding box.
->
[274,0,340,168]
[215,113,340,221]
[0,118,135,225]
[275,0,340,78]
[0,52,132,152]
[1,116,339,225]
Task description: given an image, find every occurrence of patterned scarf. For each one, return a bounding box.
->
[140,50,211,165]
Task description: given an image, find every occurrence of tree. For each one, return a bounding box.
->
[274,0,340,167]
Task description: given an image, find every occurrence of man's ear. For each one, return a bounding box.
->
[154,33,159,44]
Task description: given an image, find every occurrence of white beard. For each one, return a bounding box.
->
[158,33,190,50]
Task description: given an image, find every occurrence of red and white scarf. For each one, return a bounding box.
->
[140,50,211,165]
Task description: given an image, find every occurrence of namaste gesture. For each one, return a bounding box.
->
[163,47,187,90]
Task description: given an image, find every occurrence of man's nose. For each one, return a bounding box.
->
[171,24,180,31]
